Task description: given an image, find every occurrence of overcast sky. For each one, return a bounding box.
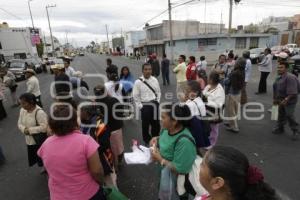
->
[1,0,300,46]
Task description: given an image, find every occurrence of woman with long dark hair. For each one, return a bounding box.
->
[120,66,135,95]
[151,103,197,200]
[198,146,280,200]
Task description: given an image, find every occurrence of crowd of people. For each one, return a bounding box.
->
[0,50,299,200]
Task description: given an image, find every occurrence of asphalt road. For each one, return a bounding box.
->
[0,54,299,200]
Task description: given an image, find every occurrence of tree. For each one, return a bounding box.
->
[90,41,96,47]
[264,27,279,34]
[245,23,259,33]
[36,39,44,58]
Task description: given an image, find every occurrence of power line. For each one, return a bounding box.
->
[139,0,201,28]
[243,1,300,8]
[0,7,24,20]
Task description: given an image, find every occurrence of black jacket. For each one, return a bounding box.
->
[151,59,160,77]
[95,96,123,132]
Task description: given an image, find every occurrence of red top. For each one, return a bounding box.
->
[186,62,197,80]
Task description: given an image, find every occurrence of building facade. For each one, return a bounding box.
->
[144,20,270,62]
[124,31,146,55]
[258,16,291,32]
[164,34,271,63]
[0,24,40,62]
[44,36,62,57]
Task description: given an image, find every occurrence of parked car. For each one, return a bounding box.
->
[25,58,43,73]
[49,58,64,74]
[250,48,264,64]
[286,44,300,55]
[79,52,85,56]
[5,59,29,81]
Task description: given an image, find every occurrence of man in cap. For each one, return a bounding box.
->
[0,66,19,107]
[25,68,42,107]
[64,57,76,78]
[272,61,299,140]
[52,64,71,96]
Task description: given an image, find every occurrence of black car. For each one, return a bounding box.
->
[5,59,41,81]
[5,59,28,81]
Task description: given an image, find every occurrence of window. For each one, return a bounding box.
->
[250,37,259,49]
[235,37,247,49]
[168,41,176,46]
[198,38,217,47]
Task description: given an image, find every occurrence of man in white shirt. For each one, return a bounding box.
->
[25,69,42,107]
[64,59,75,78]
[196,56,207,71]
[256,48,273,94]
[133,63,161,145]
[173,55,187,101]
[0,67,19,107]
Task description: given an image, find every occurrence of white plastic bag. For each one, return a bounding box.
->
[271,105,279,121]
[124,144,152,165]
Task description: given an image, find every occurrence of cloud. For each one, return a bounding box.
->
[1,0,300,46]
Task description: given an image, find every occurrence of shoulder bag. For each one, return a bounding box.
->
[138,78,158,101]
[32,109,48,146]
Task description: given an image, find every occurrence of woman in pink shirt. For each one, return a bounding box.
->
[38,105,105,200]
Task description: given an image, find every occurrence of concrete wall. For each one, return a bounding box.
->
[165,36,270,64]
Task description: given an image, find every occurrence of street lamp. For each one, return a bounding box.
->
[46,4,56,55]
[28,0,35,28]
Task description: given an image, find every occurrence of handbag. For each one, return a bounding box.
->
[103,186,129,200]
[32,109,48,146]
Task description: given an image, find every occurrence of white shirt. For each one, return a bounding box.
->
[196,60,207,71]
[245,59,252,82]
[2,71,16,88]
[258,54,273,72]
[65,66,76,77]
[186,97,206,117]
[105,81,124,103]
[203,84,225,108]
[26,76,41,97]
[133,76,161,109]
[18,106,48,145]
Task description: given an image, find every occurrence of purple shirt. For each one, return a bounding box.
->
[274,72,298,104]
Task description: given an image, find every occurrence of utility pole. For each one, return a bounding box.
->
[46,4,56,55]
[105,24,110,53]
[43,32,48,56]
[28,0,35,28]
[65,30,69,45]
[168,0,174,64]
[228,0,233,33]
[220,11,223,34]
[204,0,207,34]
